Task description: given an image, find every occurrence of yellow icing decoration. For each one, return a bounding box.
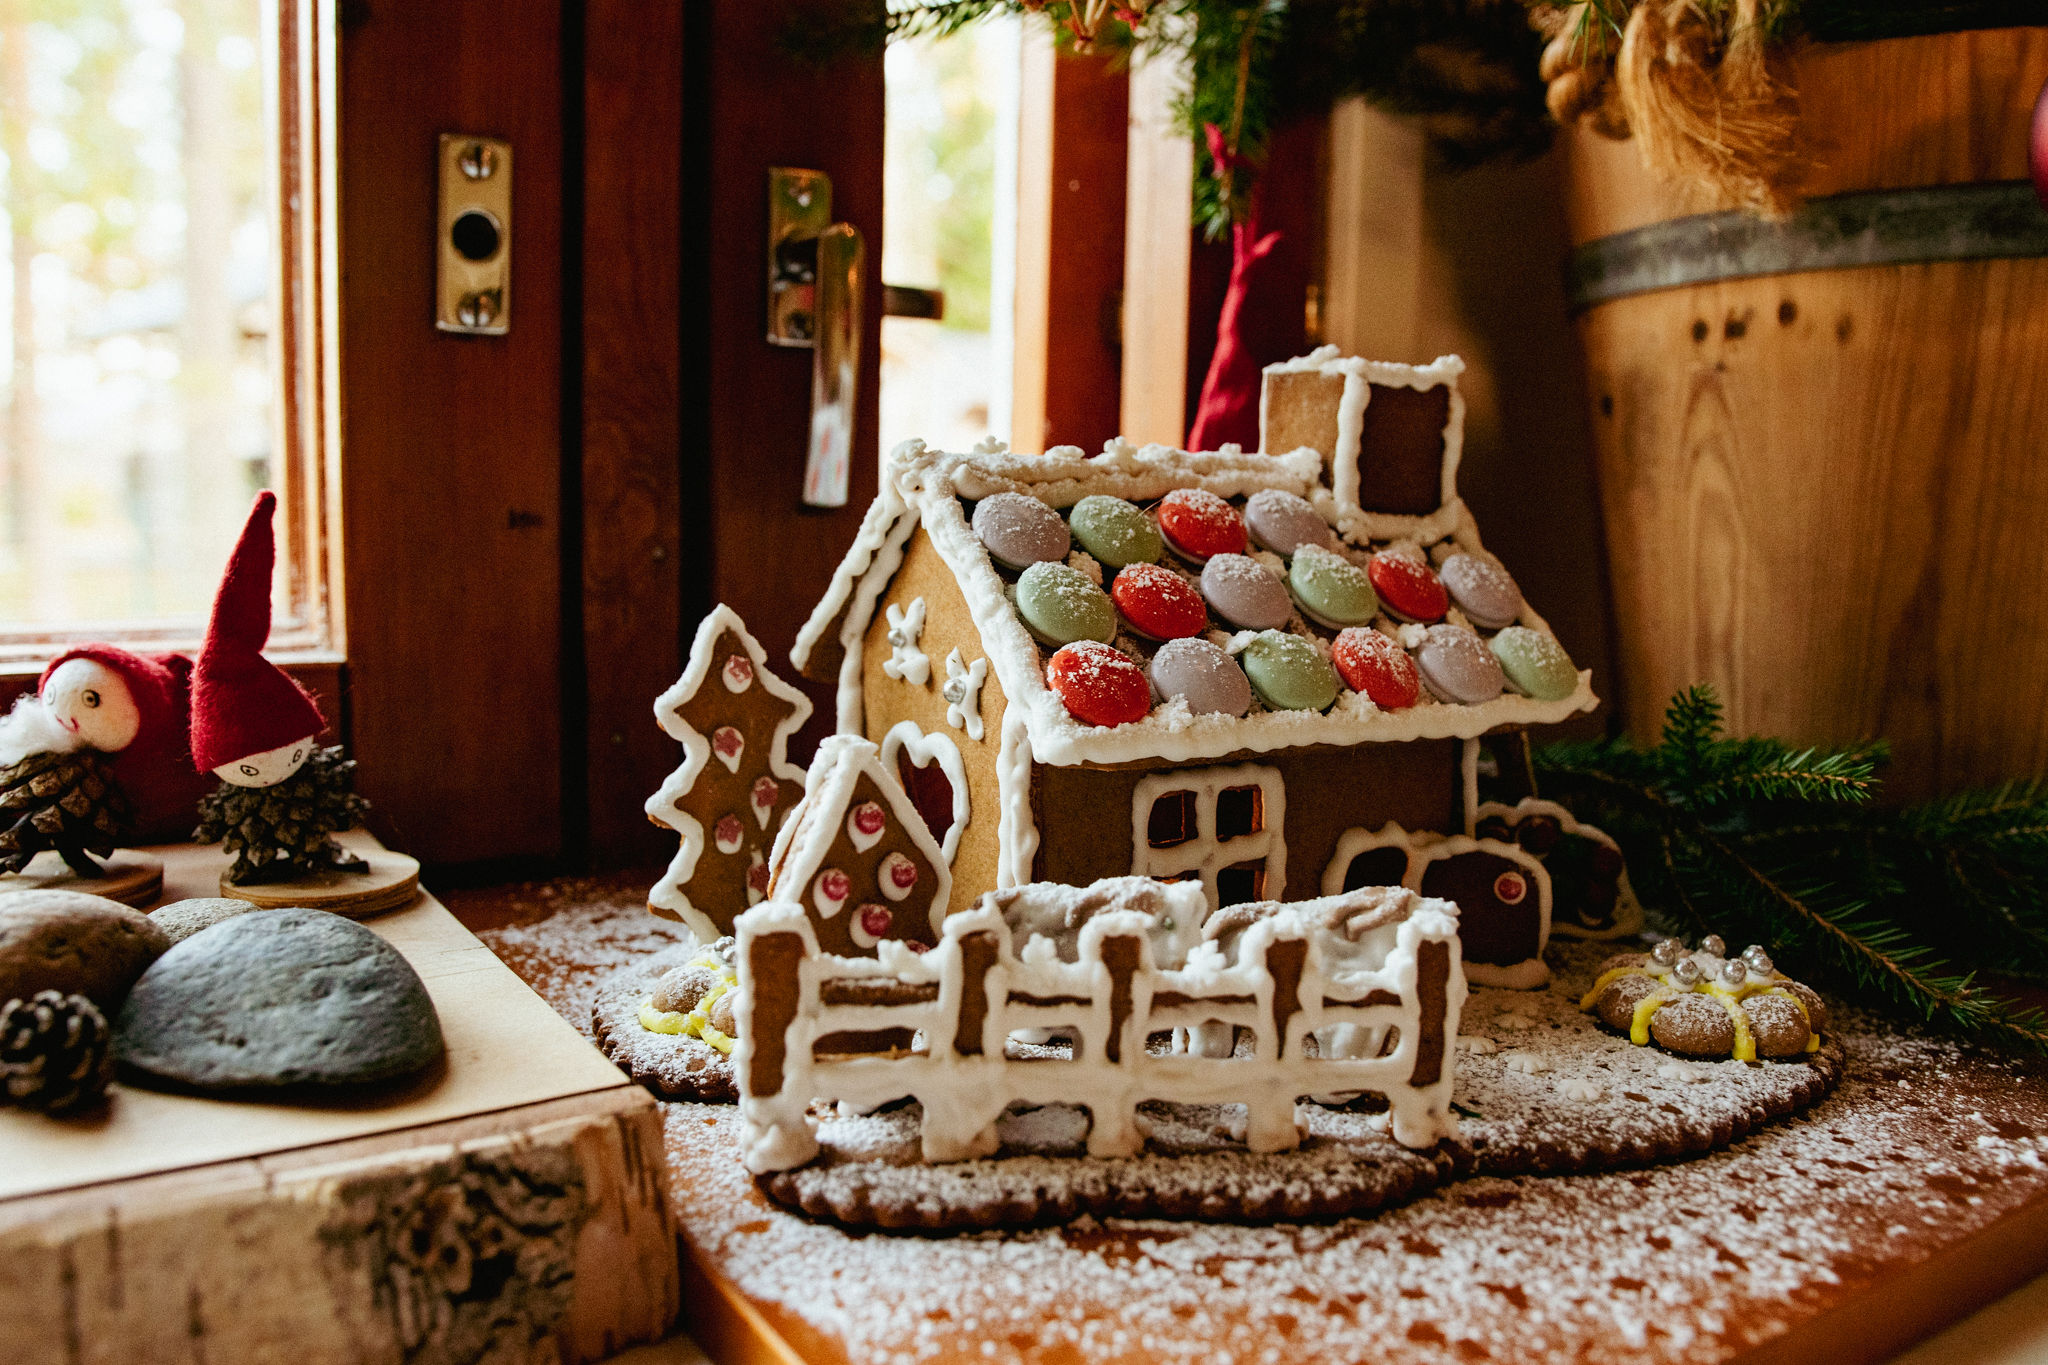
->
[640,1002,687,1034]
[1586,960,1821,1058]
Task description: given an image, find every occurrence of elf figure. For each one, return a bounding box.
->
[190,492,369,884]
[0,645,212,876]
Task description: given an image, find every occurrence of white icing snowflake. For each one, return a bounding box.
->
[1555,1077,1604,1102]
[971,435,1009,455]
[1455,1035,1499,1056]
[1503,1050,1548,1076]
[881,598,931,687]
[942,648,989,742]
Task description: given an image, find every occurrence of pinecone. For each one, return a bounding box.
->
[0,749,134,877]
[0,991,113,1113]
[194,745,371,885]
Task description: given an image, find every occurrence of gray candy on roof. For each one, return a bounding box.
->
[1199,554,1291,631]
[971,492,1069,570]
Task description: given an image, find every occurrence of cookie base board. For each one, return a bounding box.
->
[592,946,737,1102]
[0,848,164,908]
[752,943,1847,1230]
[470,872,2048,1365]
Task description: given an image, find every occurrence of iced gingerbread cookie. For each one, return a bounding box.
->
[1582,935,1829,1060]
[592,939,741,1101]
[646,605,813,942]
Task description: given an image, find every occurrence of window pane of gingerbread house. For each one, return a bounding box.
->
[1215,786,1263,841]
[1148,791,1197,848]
[1343,846,1410,892]
[1216,861,1265,906]
[896,749,958,849]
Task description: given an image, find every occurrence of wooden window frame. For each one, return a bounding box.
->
[0,0,343,678]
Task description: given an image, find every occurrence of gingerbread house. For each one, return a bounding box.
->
[790,347,1632,987]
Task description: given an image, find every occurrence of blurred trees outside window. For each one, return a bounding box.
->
[878,17,1016,460]
[0,0,273,632]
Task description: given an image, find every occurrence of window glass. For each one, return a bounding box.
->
[1,0,274,630]
[878,18,1016,459]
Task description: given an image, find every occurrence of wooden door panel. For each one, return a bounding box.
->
[690,1,885,764]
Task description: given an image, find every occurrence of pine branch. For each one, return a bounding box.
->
[1519,683,2048,1052]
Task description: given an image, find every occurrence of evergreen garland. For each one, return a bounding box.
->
[1525,686,2048,1052]
[789,0,2026,239]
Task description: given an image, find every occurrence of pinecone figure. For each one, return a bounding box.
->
[0,749,134,877]
[0,991,113,1113]
[195,745,371,884]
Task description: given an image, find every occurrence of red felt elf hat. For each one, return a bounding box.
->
[39,644,186,748]
[190,492,325,773]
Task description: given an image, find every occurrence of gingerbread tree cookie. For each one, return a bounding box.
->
[647,606,813,943]
[1582,935,1829,1060]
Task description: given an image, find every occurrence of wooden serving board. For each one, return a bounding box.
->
[464,878,2048,1365]
[0,839,678,1365]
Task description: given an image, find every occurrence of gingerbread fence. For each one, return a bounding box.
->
[733,889,1465,1174]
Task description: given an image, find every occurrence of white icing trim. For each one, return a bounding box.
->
[1129,763,1287,911]
[646,605,814,943]
[1475,797,1644,940]
[941,649,988,742]
[770,734,953,940]
[1319,821,1553,989]
[995,707,1038,888]
[879,720,971,864]
[735,879,1467,1172]
[881,597,931,687]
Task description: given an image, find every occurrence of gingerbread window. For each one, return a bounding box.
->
[1129,764,1287,910]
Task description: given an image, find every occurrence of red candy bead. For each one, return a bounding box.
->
[1332,627,1421,710]
[1368,551,1448,623]
[859,904,894,939]
[1156,489,1245,562]
[1110,563,1207,640]
[1046,642,1151,727]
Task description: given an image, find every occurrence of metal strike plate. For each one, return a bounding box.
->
[767,167,833,347]
[437,134,511,335]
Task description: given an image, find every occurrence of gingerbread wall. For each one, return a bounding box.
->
[1262,369,1449,516]
[860,527,1011,906]
[1034,739,1462,900]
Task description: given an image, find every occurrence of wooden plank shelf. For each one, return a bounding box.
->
[0,839,678,1365]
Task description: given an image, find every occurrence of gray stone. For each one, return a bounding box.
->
[0,890,170,1012]
[114,908,444,1090]
[149,897,276,944]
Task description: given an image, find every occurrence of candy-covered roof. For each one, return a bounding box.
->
[793,433,1596,769]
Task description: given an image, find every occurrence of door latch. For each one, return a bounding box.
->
[437,134,511,335]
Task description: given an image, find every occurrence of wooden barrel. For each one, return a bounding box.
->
[1565,27,2048,799]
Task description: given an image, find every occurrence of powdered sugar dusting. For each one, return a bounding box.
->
[473,884,2048,1364]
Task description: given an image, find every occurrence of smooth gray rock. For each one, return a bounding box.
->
[148,897,275,944]
[0,890,170,1011]
[115,908,444,1090]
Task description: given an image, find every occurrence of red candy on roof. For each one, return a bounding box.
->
[1332,627,1421,710]
[1110,563,1207,641]
[1046,641,1151,727]
[1367,551,1449,623]
[1157,488,1245,562]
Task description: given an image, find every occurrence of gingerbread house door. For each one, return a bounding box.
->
[1130,764,1288,910]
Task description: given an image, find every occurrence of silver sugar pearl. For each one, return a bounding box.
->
[1673,958,1703,985]
[1652,938,1685,966]
[1699,934,1727,958]
[1721,959,1748,985]
[887,628,908,647]
[943,680,966,703]
[1743,945,1774,975]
